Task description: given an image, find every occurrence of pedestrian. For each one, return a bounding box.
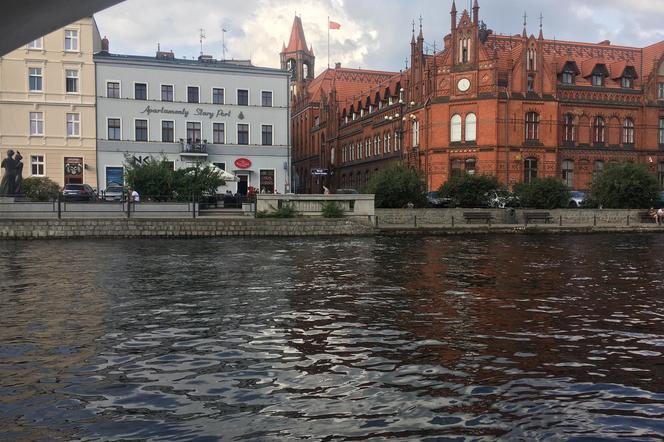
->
[657,208,664,225]
[131,188,140,203]
[323,186,330,195]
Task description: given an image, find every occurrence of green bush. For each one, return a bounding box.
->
[255,204,299,218]
[173,164,226,198]
[21,177,60,201]
[590,162,659,209]
[321,201,344,218]
[366,164,427,208]
[438,173,503,208]
[514,177,570,209]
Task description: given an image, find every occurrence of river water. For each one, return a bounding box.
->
[0,235,663,441]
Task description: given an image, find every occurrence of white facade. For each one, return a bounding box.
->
[95,52,290,195]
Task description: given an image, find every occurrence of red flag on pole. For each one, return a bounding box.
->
[329,21,341,30]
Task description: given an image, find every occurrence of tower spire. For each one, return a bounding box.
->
[418,15,423,39]
[522,11,527,38]
[451,0,457,30]
[538,12,544,39]
[473,0,479,26]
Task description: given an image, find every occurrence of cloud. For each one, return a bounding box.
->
[95,0,664,75]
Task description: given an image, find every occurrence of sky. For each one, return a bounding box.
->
[95,0,664,75]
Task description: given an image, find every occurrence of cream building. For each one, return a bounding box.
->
[0,17,101,188]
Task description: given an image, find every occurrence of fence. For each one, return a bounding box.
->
[0,195,199,220]
[256,194,375,221]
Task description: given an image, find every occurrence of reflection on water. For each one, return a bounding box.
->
[0,235,663,440]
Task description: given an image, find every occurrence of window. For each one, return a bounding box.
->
[395,131,401,150]
[108,118,121,140]
[135,83,147,100]
[562,71,574,85]
[527,48,537,71]
[564,114,576,142]
[451,159,463,176]
[107,81,120,98]
[213,162,226,172]
[161,85,173,102]
[465,113,477,142]
[261,125,273,146]
[524,157,538,183]
[660,118,664,145]
[375,136,381,155]
[135,119,148,141]
[187,86,199,103]
[562,160,574,188]
[32,116,53,141]
[261,91,273,107]
[623,118,635,144]
[593,116,605,143]
[659,83,664,100]
[621,76,633,89]
[451,114,462,142]
[31,155,45,176]
[66,113,80,137]
[659,163,664,188]
[65,69,79,93]
[64,29,79,51]
[384,133,390,153]
[237,123,249,145]
[29,68,42,92]
[527,74,535,92]
[593,160,604,181]
[237,89,249,106]
[213,88,224,104]
[213,123,225,144]
[525,112,540,141]
[106,167,124,187]
[592,73,603,87]
[27,38,43,50]
[260,170,275,193]
[465,158,477,175]
[412,121,420,147]
[187,122,202,142]
[162,121,174,142]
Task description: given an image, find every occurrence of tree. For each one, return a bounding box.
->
[590,162,659,209]
[21,177,60,201]
[514,177,570,209]
[173,164,225,198]
[366,164,427,208]
[438,173,502,208]
[124,155,175,198]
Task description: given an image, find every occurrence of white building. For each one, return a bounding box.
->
[94,41,290,195]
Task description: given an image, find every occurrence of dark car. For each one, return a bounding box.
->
[654,191,664,209]
[63,184,97,202]
[426,191,454,208]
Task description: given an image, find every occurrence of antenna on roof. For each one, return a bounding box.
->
[199,28,206,56]
[157,42,161,52]
[221,27,229,60]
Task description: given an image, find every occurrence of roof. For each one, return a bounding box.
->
[283,16,313,56]
[306,66,397,107]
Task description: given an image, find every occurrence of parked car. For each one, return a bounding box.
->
[654,191,664,209]
[568,191,587,208]
[63,184,97,202]
[103,183,125,201]
[486,190,520,208]
[426,191,455,208]
[335,189,359,194]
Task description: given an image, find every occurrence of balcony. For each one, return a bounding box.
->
[180,139,208,158]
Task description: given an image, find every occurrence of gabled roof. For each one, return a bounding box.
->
[283,16,312,56]
[306,66,397,106]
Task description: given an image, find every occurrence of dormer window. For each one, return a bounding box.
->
[621,76,633,89]
[590,65,608,87]
[592,73,604,87]
[560,61,580,85]
[562,71,574,85]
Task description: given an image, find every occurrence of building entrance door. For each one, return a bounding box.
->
[237,175,248,195]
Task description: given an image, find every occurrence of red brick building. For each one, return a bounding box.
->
[283,2,664,193]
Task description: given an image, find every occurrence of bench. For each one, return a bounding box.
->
[524,212,553,225]
[639,211,658,224]
[463,212,494,224]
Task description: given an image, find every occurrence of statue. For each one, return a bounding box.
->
[0,150,18,196]
[14,151,24,195]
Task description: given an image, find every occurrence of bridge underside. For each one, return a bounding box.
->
[1,0,123,55]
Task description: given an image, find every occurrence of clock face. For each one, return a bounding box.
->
[457,78,471,92]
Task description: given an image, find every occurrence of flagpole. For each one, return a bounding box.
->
[327,16,330,69]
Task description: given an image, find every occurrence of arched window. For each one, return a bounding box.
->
[524,157,538,183]
[395,131,401,150]
[460,37,469,64]
[375,136,380,155]
[525,112,540,141]
[593,160,604,181]
[465,158,477,175]
[384,132,389,153]
[659,162,664,188]
[562,159,574,188]
[451,114,462,142]
[465,113,477,142]
[564,114,576,142]
[365,139,370,157]
[623,118,635,144]
[451,159,463,176]
[593,116,606,143]
[412,120,420,147]
[527,47,537,71]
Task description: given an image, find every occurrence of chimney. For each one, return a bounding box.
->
[101,36,109,52]
[335,62,342,69]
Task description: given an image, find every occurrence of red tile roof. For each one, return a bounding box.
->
[284,16,312,56]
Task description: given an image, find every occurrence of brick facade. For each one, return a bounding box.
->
[282,2,664,193]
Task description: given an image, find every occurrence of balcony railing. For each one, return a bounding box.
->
[180,139,208,155]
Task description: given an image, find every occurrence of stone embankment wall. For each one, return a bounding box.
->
[0,218,375,240]
[376,208,650,227]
